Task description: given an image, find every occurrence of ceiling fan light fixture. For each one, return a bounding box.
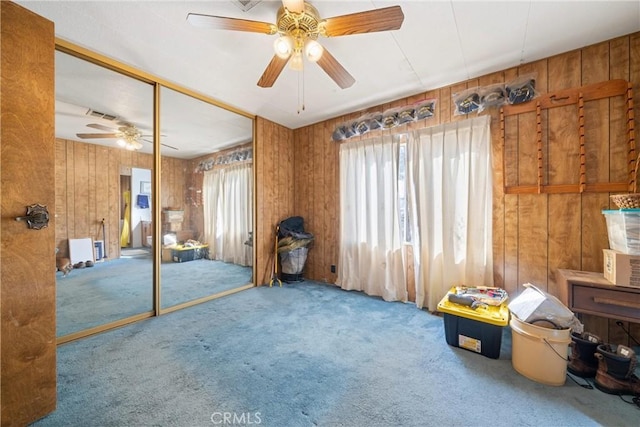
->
[274,36,294,59]
[289,51,303,71]
[116,134,143,151]
[304,39,323,62]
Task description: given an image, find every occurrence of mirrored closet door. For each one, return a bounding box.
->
[54,50,154,339]
[159,86,254,311]
[54,44,256,341]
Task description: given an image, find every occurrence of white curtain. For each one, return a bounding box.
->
[407,115,493,311]
[337,135,407,302]
[203,162,253,266]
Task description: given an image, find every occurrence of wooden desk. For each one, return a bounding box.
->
[557,269,640,324]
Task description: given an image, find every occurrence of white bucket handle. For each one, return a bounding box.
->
[542,338,570,362]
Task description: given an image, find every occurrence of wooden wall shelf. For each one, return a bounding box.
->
[500,79,635,195]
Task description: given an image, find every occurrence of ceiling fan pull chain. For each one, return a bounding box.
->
[297,63,305,114]
[297,68,301,114]
[301,61,305,112]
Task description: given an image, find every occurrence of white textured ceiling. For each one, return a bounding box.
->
[55,50,254,159]
[15,0,640,158]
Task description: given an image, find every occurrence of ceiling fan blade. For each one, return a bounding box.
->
[86,123,117,132]
[316,48,355,89]
[323,5,404,37]
[187,13,275,34]
[257,54,290,88]
[161,143,179,151]
[141,138,179,150]
[76,133,119,139]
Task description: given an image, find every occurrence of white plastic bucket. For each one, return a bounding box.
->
[510,316,571,386]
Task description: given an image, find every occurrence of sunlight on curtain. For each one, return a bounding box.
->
[337,136,407,302]
[203,162,253,266]
[407,115,493,311]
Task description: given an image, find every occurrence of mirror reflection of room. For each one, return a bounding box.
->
[54,49,255,340]
[159,86,253,311]
[54,50,154,339]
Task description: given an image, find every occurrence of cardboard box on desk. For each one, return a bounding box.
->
[603,249,640,288]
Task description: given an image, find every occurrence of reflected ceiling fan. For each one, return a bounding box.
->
[187,0,404,89]
[76,123,178,151]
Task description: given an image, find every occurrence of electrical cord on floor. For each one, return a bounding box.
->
[566,372,594,389]
[616,321,640,346]
[611,321,640,409]
[618,394,640,409]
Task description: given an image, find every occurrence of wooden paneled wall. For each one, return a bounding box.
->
[160,155,191,235]
[292,121,340,283]
[254,117,295,285]
[289,33,640,344]
[55,138,187,258]
[1,2,57,424]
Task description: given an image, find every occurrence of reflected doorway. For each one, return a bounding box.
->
[120,167,152,252]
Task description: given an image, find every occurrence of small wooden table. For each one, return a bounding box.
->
[557,269,640,324]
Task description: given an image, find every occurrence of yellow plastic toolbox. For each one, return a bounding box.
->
[171,244,208,262]
[437,287,509,359]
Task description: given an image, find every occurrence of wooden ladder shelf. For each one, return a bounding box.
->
[500,79,635,194]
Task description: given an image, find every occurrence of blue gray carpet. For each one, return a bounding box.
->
[38,281,638,426]
[57,257,251,336]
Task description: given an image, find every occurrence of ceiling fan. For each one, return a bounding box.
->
[187,0,404,89]
[76,123,178,151]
